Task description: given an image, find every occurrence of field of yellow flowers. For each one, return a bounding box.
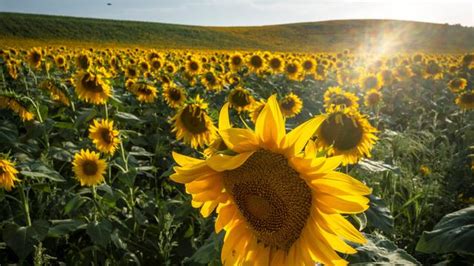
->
[0,46,473,265]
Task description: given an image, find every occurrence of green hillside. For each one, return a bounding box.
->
[0,12,473,52]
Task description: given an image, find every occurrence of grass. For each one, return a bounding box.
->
[0,12,473,52]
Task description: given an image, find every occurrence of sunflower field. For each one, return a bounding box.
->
[0,47,473,265]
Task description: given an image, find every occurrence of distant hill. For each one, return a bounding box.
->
[0,12,473,52]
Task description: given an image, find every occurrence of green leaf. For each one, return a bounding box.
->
[348,232,420,265]
[416,206,474,255]
[365,195,394,234]
[358,158,400,173]
[20,170,65,182]
[2,220,49,260]
[86,220,113,248]
[115,111,142,122]
[64,195,87,215]
[48,219,86,238]
[185,232,224,265]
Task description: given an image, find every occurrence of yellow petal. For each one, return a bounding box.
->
[200,200,219,217]
[255,95,285,149]
[220,128,259,153]
[215,204,236,233]
[219,102,231,130]
[172,151,203,166]
[285,115,326,155]
[206,151,254,172]
[317,193,369,213]
[316,209,366,244]
[311,172,372,196]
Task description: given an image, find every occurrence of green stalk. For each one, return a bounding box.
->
[18,183,32,226]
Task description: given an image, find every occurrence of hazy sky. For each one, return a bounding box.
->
[0,0,472,26]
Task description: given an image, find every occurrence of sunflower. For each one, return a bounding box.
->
[39,79,71,106]
[26,48,42,69]
[448,78,467,93]
[364,89,382,107]
[72,149,107,187]
[0,95,35,121]
[89,119,120,155]
[302,57,317,74]
[285,60,303,81]
[315,107,378,165]
[74,71,111,105]
[76,53,91,71]
[228,87,254,113]
[125,66,139,80]
[201,71,222,91]
[186,58,202,75]
[377,69,394,86]
[323,86,359,111]
[279,92,303,118]
[359,73,383,91]
[0,158,20,191]
[455,91,474,110]
[172,96,217,149]
[229,53,244,71]
[55,55,67,69]
[130,81,158,103]
[249,99,266,124]
[268,55,284,74]
[170,95,370,265]
[247,53,265,73]
[163,83,186,108]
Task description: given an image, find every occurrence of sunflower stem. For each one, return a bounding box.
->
[18,183,32,227]
[104,103,109,120]
[91,185,105,219]
[120,141,129,172]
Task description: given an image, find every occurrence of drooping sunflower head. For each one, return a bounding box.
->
[130,81,158,103]
[323,86,360,111]
[364,89,382,107]
[74,71,111,105]
[315,107,378,165]
[228,87,254,113]
[0,158,20,191]
[26,48,43,69]
[38,79,71,106]
[89,119,120,155]
[359,73,382,91]
[455,91,474,110]
[150,58,163,71]
[72,149,107,187]
[172,96,217,149]
[125,66,139,79]
[448,77,467,93]
[0,95,35,121]
[377,69,394,86]
[163,83,186,108]
[279,92,303,118]
[170,95,371,265]
[424,61,443,79]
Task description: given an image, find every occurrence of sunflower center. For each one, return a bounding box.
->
[32,52,41,63]
[250,56,263,68]
[223,150,312,251]
[231,56,242,66]
[230,90,251,107]
[280,98,295,110]
[136,84,153,95]
[320,113,363,151]
[286,64,298,74]
[303,60,313,70]
[205,73,217,84]
[269,58,282,69]
[100,128,113,144]
[363,77,378,89]
[180,105,208,134]
[82,160,98,176]
[169,88,182,101]
[189,61,199,71]
[81,74,104,93]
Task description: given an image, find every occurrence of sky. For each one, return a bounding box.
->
[0,0,472,27]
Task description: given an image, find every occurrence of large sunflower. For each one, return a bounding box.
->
[171,96,370,265]
[228,87,254,113]
[72,149,107,187]
[279,92,303,118]
[89,119,120,155]
[163,83,186,108]
[172,96,217,149]
[455,91,474,110]
[74,71,111,105]
[323,86,359,111]
[26,48,42,69]
[0,158,20,191]
[315,107,378,165]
